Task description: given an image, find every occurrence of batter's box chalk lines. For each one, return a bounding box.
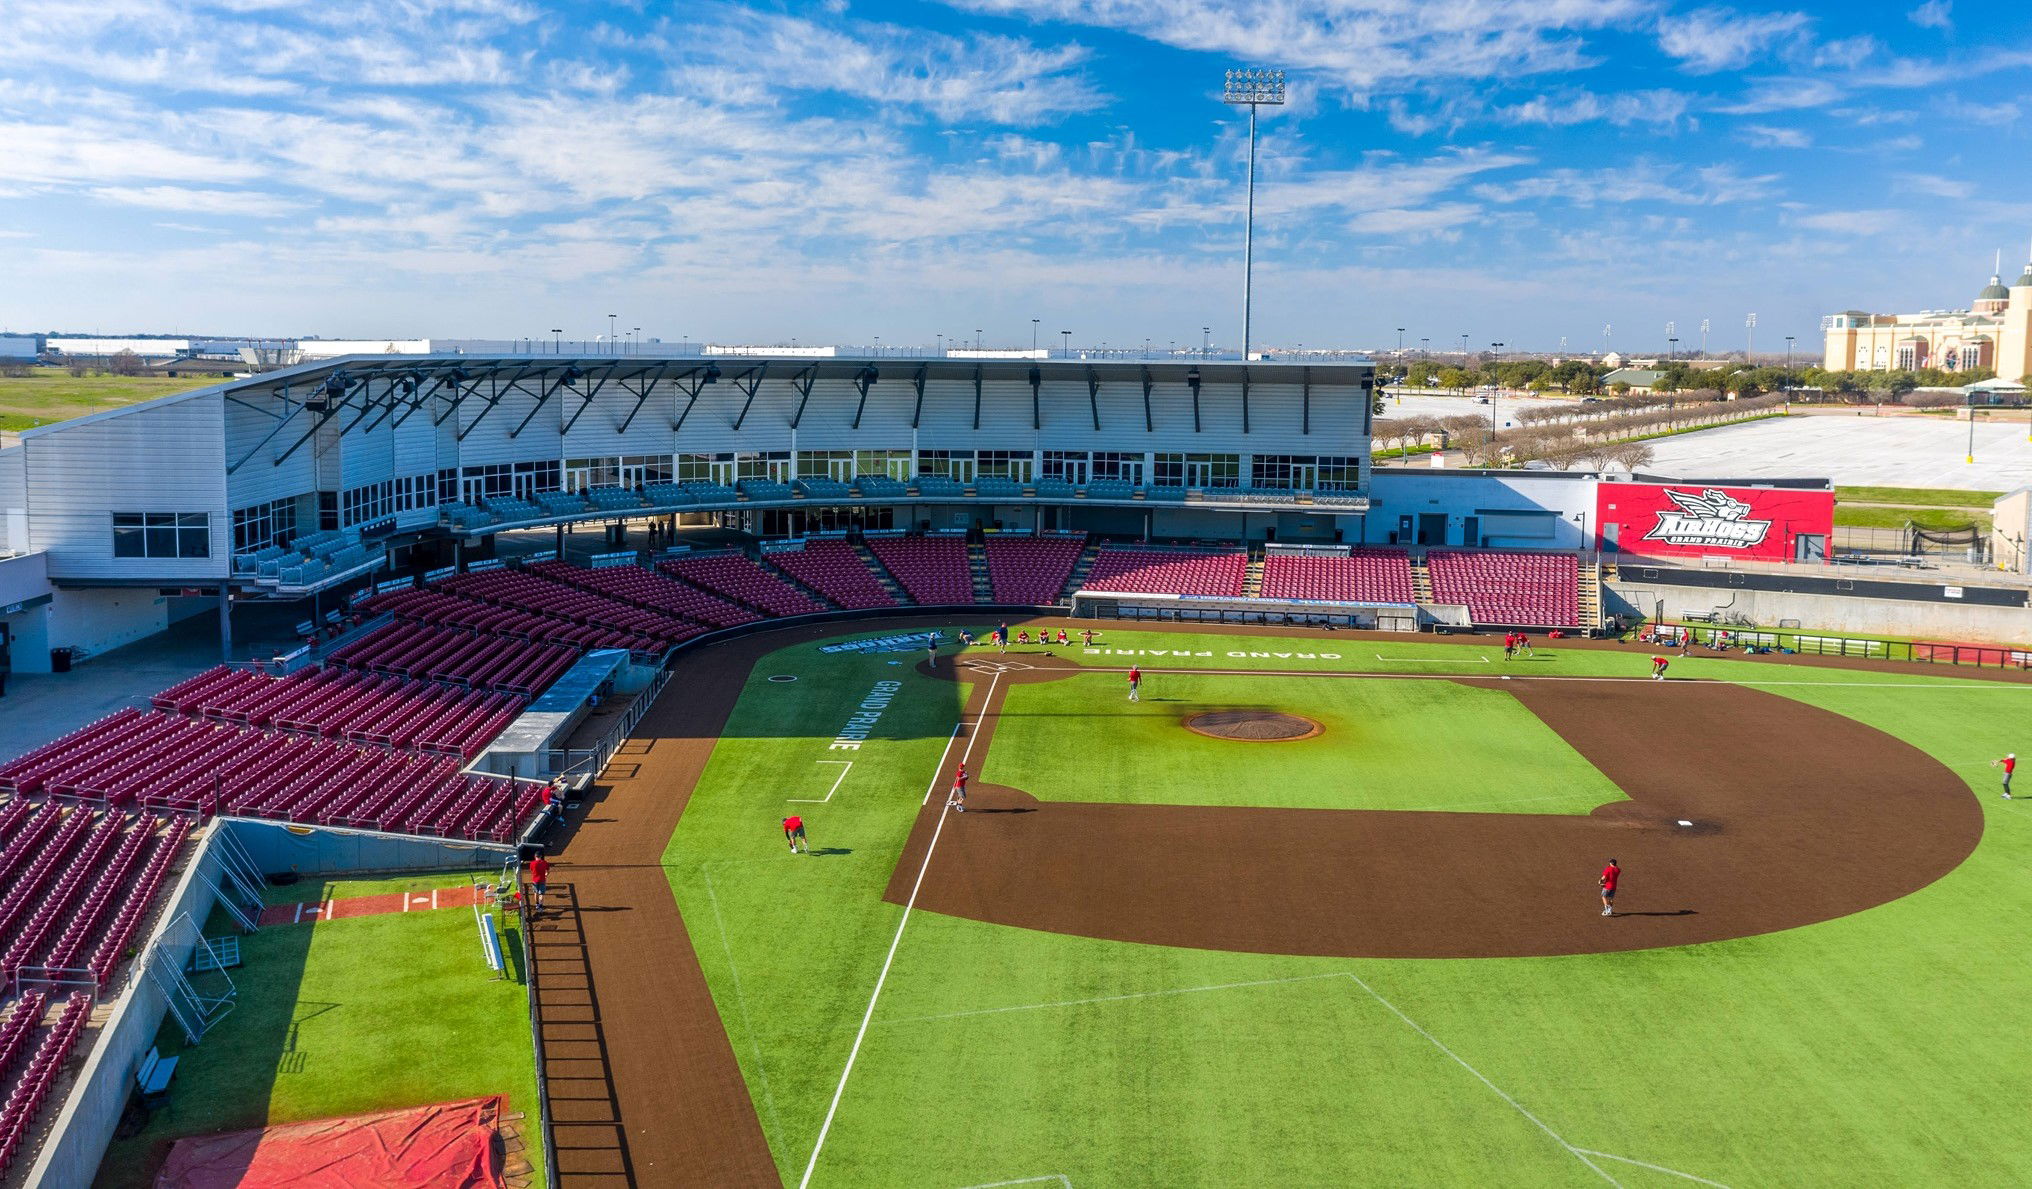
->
[788,759,854,804]
[1345,971,1729,1189]
[958,1176,1073,1189]
[801,672,1002,1189]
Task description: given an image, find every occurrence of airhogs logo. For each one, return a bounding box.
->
[1642,488,1773,549]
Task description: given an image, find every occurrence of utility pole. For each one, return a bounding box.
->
[1222,68,1285,363]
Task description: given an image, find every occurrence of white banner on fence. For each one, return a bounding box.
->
[590,551,636,569]
[468,559,507,572]
[521,550,557,565]
[760,539,808,553]
[424,565,457,584]
[374,577,414,594]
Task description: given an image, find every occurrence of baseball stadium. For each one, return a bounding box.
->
[0,353,2028,1187]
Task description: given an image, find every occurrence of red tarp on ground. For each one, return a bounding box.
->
[155,1096,504,1189]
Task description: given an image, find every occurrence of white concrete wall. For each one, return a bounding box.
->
[25,392,227,580]
[1368,469,1597,548]
[1607,580,2032,645]
[45,587,171,657]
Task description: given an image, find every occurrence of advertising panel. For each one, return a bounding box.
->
[1596,482,1834,562]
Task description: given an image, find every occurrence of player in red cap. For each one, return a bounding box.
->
[1994,752,2017,799]
[527,853,549,910]
[783,814,809,854]
[1649,655,1669,680]
[1599,858,1620,916]
[1127,665,1141,702]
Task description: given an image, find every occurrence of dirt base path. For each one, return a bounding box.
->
[885,655,1983,957]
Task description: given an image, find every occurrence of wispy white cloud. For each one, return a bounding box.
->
[1739,124,1811,148]
[1491,89,1689,128]
[1908,0,1953,32]
[1656,7,1810,74]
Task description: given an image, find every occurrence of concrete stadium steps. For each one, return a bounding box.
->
[1058,543,1101,602]
[756,556,845,610]
[1411,555,1435,603]
[1580,560,1603,629]
[851,541,911,603]
[1244,548,1265,598]
[966,543,994,603]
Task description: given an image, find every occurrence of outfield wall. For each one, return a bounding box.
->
[1607,578,2032,645]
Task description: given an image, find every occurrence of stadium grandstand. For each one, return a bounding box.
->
[0,348,1893,1182]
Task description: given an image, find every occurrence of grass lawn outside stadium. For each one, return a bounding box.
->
[660,625,2032,1187]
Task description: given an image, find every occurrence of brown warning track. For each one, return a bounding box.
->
[539,615,2009,1185]
[886,653,1985,957]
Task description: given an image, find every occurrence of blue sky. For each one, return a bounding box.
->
[2,0,2029,355]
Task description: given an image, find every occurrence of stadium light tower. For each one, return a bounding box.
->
[1222,67,1284,363]
[551,328,562,354]
[608,314,618,356]
[1202,327,1211,357]
[1061,329,1072,358]
[1665,321,1676,360]
[1745,312,1757,361]
[1700,318,1710,355]
[1031,318,1040,351]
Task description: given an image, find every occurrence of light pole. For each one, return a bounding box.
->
[552,328,562,354]
[633,326,641,355]
[1459,332,1468,365]
[1603,323,1612,356]
[1395,326,1405,388]
[1745,313,1757,361]
[1669,337,1679,361]
[1490,342,1505,448]
[1700,318,1710,356]
[608,314,618,355]
[1222,67,1285,363]
[1202,327,1211,357]
[1665,321,1676,360]
[1967,391,1977,464]
[1031,318,1040,351]
[1061,330,1072,359]
[975,329,983,349]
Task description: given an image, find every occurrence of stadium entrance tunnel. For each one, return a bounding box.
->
[891,660,1981,959]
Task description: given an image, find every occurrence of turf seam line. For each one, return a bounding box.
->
[701,865,785,1148]
[1341,971,1622,1187]
[957,1176,1074,1189]
[800,672,1000,1189]
[1571,1148,1731,1187]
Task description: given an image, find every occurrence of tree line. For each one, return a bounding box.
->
[1380,357,1996,401]
[1375,392,1790,470]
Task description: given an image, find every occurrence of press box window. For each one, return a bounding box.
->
[112,512,210,559]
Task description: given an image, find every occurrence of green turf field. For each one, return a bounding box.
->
[0,372,218,432]
[665,630,2032,1187]
[96,873,544,1189]
[987,671,1625,814]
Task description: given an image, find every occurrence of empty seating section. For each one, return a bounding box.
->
[661,554,827,618]
[152,665,523,756]
[1260,550,1415,604]
[766,542,898,609]
[1083,479,1135,501]
[328,622,579,693]
[1082,547,1247,597]
[737,479,794,501]
[1427,550,1581,627]
[586,486,647,512]
[914,475,964,497]
[866,537,974,604]
[0,989,94,1176]
[356,589,663,652]
[973,477,1024,499]
[853,474,906,497]
[984,535,1086,604]
[794,478,851,498]
[531,561,757,630]
[440,569,700,644]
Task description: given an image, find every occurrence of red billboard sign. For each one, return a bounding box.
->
[1596,482,1834,562]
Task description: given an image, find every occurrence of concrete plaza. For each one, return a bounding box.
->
[1640,413,2032,491]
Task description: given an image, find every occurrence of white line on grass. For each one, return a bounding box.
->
[958,1176,1073,1189]
[1339,970,1621,1186]
[1374,653,1490,664]
[799,672,1002,1189]
[881,971,1351,1026]
[923,723,964,806]
[701,867,783,1144]
[1573,1149,1732,1187]
[788,759,855,803]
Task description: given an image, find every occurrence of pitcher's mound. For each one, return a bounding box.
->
[1183,710,1324,742]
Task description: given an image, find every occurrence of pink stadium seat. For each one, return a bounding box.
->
[865,536,975,605]
[1082,546,1247,597]
[1260,550,1415,604]
[765,541,898,609]
[1426,550,1580,627]
[984,535,1086,604]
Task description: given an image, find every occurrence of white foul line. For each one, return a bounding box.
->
[957,1177,1073,1189]
[1373,653,1490,664]
[799,671,1002,1189]
[1573,1149,1732,1187]
[701,867,784,1144]
[1341,970,1621,1186]
[788,759,855,803]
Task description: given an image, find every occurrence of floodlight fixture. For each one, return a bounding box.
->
[1221,66,1286,363]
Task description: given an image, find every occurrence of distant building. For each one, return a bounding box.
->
[0,335,40,360]
[1601,368,1664,391]
[1823,254,2032,382]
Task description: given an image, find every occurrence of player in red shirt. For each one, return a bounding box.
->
[1599,858,1620,916]
[1650,655,1669,680]
[527,854,549,910]
[1127,665,1141,702]
[783,814,809,854]
[1502,632,1517,660]
[1994,752,2017,799]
